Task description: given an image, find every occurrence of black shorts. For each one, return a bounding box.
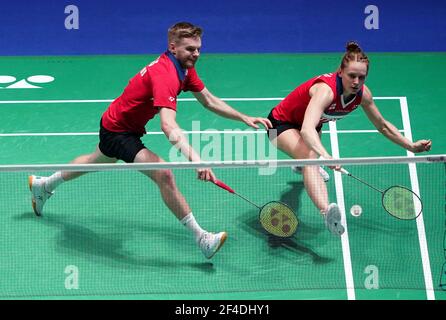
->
[98,120,146,163]
[266,111,322,138]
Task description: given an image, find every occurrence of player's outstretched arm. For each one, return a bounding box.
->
[193,88,272,129]
[361,85,432,153]
[159,107,216,181]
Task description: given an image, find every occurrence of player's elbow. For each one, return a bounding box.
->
[201,93,220,111]
[378,126,388,135]
[162,125,183,144]
[300,127,312,142]
[201,98,216,111]
[377,121,390,136]
[161,121,176,137]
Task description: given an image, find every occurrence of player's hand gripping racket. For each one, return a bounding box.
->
[340,168,423,220]
[213,180,298,237]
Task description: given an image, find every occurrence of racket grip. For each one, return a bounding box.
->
[213,179,235,193]
[340,168,350,175]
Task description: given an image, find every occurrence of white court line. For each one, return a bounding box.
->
[0,96,405,137]
[399,97,435,300]
[325,95,432,300]
[329,121,356,300]
[0,96,404,104]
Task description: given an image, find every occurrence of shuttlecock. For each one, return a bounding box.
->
[350,204,362,217]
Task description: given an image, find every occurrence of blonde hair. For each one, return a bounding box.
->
[168,22,203,44]
[339,41,370,73]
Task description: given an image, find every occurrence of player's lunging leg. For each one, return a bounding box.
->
[136,148,226,259]
[29,146,117,216]
[270,129,344,236]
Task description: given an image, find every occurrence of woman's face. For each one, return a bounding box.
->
[339,61,368,95]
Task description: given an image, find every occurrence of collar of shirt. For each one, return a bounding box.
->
[336,73,344,95]
[166,51,187,81]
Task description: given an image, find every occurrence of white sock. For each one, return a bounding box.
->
[45,171,64,192]
[180,212,206,242]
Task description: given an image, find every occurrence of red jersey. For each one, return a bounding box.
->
[101,52,205,134]
[272,73,363,127]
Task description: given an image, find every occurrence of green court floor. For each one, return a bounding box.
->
[0,53,445,300]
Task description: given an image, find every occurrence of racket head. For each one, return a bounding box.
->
[259,201,299,237]
[381,185,423,220]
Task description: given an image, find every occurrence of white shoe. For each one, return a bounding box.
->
[292,166,330,182]
[324,203,344,236]
[28,175,53,216]
[198,231,227,259]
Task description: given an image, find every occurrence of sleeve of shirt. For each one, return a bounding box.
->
[183,67,205,92]
[151,74,178,111]
[312,77,337,101]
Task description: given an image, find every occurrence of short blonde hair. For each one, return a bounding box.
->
[168,22,203,44]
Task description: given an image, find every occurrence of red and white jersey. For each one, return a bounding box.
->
[101,52,205,134]
[271,73,363,127]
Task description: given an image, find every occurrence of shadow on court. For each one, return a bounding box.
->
[237,180,333,264]
[13,212,216,272]
[280,181,305,213]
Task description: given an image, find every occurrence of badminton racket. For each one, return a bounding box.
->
[340,168,422,220]
[213,179,298,237]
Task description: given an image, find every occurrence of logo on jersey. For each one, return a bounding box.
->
[140,67,147,77]
[322,104,359,122]
[148,58,159,67]
[169,96,175,102]
[0,75,55,89]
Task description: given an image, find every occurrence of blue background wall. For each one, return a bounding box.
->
[1,0,445,55]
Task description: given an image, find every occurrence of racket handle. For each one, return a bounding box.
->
[340,168,350,175]
[213,179,235,194]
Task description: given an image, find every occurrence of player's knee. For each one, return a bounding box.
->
[153,169,175,187]
[302,165,319,177]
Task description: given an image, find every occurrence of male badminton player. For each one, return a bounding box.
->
[267,41,431,236]
[28,22,272,259]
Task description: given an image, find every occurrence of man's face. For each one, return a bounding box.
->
[339,61,368,96]
[169,37,201,69]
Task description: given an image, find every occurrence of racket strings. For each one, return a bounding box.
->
[259,202,298,237]
[382,186,422,220]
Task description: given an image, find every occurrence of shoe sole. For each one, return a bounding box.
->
[28,176,41,217]
[207,232,227,259]
[330,223,344,236]
[327,219,344,236]
[326,206,344,236]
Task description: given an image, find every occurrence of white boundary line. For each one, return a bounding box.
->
[326,95,434,300]
[329,121,356,300]
[399,97,435,300]
[0,96,405,137]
